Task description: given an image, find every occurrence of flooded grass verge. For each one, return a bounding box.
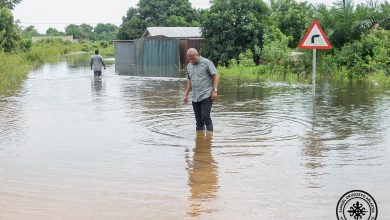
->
[218,65,390,89]
[218,65,310,84]
[0,41,114,94]
[0,51,29,94]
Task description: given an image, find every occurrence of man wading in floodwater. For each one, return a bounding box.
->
[183,48,219,132]
[90,49,106,78]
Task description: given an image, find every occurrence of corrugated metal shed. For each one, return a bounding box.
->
[115,27,205,76]
[134,38,180,77]
[114,39,180,76]
[179,39,205,65]
[143,27,205,66]
[143,27,202,39]
[114,40,135,74]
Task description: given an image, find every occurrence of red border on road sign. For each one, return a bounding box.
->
[299,20,332,49]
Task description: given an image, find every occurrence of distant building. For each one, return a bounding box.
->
[115,27,206,76]
[32,36,78,43]
[143,27,205,66]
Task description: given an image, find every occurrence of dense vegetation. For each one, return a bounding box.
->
[201,0,270,65]
[117,0,200,39]
[118,0,389,83]
[21,23,119,42]
[0,0,21,9]
[1,0,390,93]
[0,38,114,93]
[0,1,115,93]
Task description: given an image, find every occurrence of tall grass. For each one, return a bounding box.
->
[25,40,82,65]
[0,51,29,93]
[0,40,114,94]
[218,63,390,88]
[218,64,311,84]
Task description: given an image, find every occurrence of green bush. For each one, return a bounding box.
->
[260,26,293,68]
[332,28,390,78]
[0,7,21,52]
[258,26,311,75]
[238,49,256,67]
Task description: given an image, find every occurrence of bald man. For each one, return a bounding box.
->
[183,48,219,132]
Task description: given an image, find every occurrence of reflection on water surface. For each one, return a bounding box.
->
[0,54,389,219]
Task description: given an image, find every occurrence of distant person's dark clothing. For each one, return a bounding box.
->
[90,52,106,76]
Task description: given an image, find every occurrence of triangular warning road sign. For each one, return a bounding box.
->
[299,20,332,49]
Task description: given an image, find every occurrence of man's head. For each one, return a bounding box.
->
[95,49,99,55]
[187,48,199,65]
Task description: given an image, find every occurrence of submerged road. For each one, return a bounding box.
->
[1,54,389,219]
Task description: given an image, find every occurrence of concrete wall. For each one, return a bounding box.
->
[32,36,78,43]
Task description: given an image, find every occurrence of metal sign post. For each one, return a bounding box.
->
[299,20,331,129]
[299,20,331,95]
[312,49,316,92]
[312,49,317,129]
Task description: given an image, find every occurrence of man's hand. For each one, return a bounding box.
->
[211,91,218,100]
[183,95,189,104]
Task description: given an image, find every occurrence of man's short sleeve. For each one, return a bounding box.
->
[207,60,217,76]
[186,65,191,80]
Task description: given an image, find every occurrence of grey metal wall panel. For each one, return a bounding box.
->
[115,41,135,74]
[134,39,180,77]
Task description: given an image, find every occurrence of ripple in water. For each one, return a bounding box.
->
[130,106,312,149]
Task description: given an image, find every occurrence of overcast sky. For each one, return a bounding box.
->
[13,0,211,33]
[13,0,368,33]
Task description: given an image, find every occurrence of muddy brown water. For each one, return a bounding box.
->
[1,54,389,219]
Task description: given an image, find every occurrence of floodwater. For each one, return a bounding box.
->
[0,54,389,220]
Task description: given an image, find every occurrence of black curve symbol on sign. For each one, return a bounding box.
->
[311,34,320,43]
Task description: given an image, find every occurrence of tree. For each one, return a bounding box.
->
[270,0,311,47]
[166,15,199,27]
[334,28,390,76]
[312,0,390,48]
[354,0,390,32]
[46,27,64,36]
[65,24,82,39]
[200,0,270,65]
[260,26,293,69]
[65,23,93,40]
[22,25,39,37]
[117,8,148,40]
[312,1,360,48]
[79,23,93,39]
[137,0,197,25]
[93,23,118,41]
[0,7,20,52]
[379,1,390,29]
[117,0,199,40]
[0,0,22,9]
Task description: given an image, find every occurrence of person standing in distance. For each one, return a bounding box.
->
[90,49,106,77]
[184,48,219,132]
